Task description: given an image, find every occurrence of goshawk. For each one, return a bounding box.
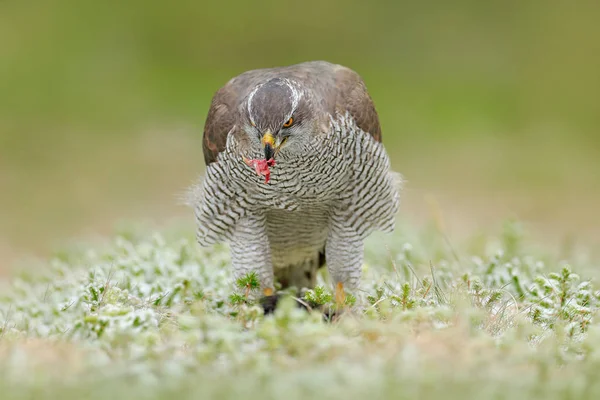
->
[191,60,401,309]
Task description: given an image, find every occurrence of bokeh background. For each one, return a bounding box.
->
[1,0,599,271]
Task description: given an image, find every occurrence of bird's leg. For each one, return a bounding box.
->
[325,221,364,310]
[230,215,276,306]
[335,282,346,306]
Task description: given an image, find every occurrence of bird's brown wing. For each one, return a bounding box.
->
[202,83,240,165]
[332,66,382,143]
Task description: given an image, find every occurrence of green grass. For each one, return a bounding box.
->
[1,220,600,399]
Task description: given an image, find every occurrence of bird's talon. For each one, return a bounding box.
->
[260,293,280,314]
[322,304,347,323]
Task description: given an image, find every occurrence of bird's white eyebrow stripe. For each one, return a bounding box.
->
[283,78,302,118]
[246,84,261,126]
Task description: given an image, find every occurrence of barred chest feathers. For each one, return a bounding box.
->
[194,112,401,250]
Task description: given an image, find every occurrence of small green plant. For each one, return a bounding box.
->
[235,271,261,300]
[228,292,246,306]
[367,285,385,305]
[392,282,416,310]
[344,292,357,306]
[527,265,599,337]
[303,286,333,307]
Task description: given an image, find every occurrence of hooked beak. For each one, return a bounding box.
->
[261,130,278,161]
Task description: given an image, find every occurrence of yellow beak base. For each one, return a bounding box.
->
[261,132,275,147]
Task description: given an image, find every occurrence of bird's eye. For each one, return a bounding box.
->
[283,117,294,128]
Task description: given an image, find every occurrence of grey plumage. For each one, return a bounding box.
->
[190,60,402,302]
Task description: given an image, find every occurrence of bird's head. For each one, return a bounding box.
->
[242,77,316,161]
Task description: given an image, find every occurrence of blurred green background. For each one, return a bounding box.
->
[1,0,599,270]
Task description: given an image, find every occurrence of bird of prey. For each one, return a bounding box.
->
[191,60,401,311]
